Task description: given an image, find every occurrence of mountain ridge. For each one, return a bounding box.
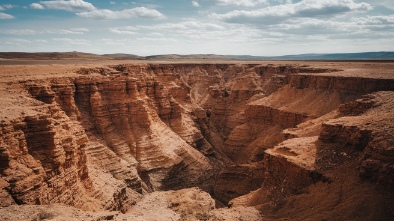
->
[1,51,393,60]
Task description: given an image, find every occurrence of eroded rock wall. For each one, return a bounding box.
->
[230,91,394,220]
[0,105,98,210]
[1,62,394,220]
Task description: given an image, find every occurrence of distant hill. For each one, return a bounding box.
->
[0,52,105,60]
[229,51,394,60]
[1,51,393,60]
[145,54,231,60]
[101,53,145,60]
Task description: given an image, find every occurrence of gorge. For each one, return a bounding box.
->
[0,59,393,220]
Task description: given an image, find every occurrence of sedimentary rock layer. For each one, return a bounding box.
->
[1,62,394,220]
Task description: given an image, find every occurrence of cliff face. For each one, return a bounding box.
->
[1,62,394,220]
[0,81,145,211]
[289,74,394,93]
[318,92,394,188]
[73,75,218,191]
[1,64,228,211]
[230,91,394,220]
[0,104,97,209]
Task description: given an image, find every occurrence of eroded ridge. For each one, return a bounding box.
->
[1,62,393,220]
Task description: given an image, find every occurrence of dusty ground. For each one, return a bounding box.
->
[1,58,394,80]
[0,188,262,221]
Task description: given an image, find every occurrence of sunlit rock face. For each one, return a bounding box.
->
[1,62,393,220]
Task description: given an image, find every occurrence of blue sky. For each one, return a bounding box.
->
[0,0,393,56]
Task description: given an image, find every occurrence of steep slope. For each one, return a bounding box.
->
[1,61,394,220]
[230,91,394,220]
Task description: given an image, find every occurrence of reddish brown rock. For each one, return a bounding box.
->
[1,61,394,220]
[0,106,97,210]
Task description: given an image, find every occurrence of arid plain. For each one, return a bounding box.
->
[1,54,393,220]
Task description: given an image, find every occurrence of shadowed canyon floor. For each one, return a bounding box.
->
[0,57,394,220]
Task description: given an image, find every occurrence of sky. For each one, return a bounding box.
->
[0,0,393,56]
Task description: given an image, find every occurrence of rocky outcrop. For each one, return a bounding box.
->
[0,105,99,210]
[289,74,394,93]
[0,188,263,221]
[27,84,55,104]
[213,163,265,204]
[317,92,394,188]
[229,91,394,220]
[262,137,323,198]
[246,103,308,128]
[1,62,394,220]
[359,133,394,189]
[73,75,215,191]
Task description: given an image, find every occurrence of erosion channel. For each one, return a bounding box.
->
[1,61,393,220]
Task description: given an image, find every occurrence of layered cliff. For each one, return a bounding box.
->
[1,61,394,220]
[0,100,138,211]
[230,91,394,220]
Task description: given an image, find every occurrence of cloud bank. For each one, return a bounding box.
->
[29,0,166,20]
[38,0,96,12]
[0,12,14,19]
[211,0,372,23]
[210,0,268,7]
[30,3,45,10]
[2,28,89,35]
[76,7,166,20]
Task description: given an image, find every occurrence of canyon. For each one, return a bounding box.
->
[0,58,393,220]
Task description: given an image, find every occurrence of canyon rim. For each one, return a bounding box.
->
[0,55,394,221]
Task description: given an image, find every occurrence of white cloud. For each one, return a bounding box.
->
[35,39,48,43]
[294,0,372,16]
[3,4,14,9]
[0,6,4,10]
[149,32,164,36]
[99,38,127,46]
[47,28,90,34]
[2,28,89,35]
[70,27,90,32]
[271,18,363,35]
[30,3,45,10]
[76,7,165,20]
[3,38,31,46]
[39,0,96,12]
[109,28,137,35]
[214,14,394,41]
[210,0,267,7]
[349,15,394,32]
[136,37,176,42]
[107,20,252,47]
[1,0,391,55]
[111,26,139,31]
[192,1,200,7]
[110,2,116,5]
[110,20,241,42]
[211,0,372,23]
[176,21,223,30]
[361,0,394,10]
[53,38,91,45]
[3,29,37,35]
[0,12,14,19]
[116,21,225,42]
[136,21,225,31]
[351,15,394,25]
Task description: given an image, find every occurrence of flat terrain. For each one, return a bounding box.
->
[1,58,394,81]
